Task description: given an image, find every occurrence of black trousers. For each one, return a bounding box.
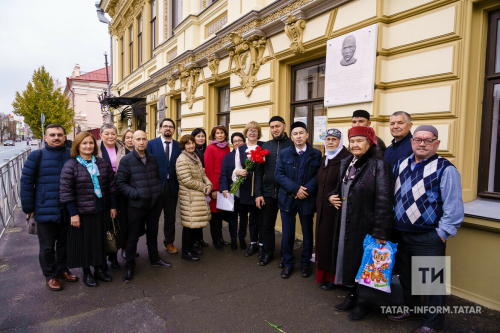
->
[226,201,248,240]
[260,197,280,256]
[126,205,161,271]
[246,203,263,243]
[396,230,447,330]
[37,221,69,280]
[209,212,224,243]
[182,227,196,254]
[162,180,178,245]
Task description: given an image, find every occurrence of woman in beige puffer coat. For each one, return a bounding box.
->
[176,135,212,261]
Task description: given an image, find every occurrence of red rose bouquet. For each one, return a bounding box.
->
[230,146,269,195]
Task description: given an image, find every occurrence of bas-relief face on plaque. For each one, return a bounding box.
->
[324,24,378,107]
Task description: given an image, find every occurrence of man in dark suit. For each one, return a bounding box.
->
[274,122,322,279]
[146,118,181,254]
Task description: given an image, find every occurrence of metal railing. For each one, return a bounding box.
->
[0,148,32,238]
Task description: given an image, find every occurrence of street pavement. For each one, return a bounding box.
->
[0,208,499,332]
[0,142,36,167]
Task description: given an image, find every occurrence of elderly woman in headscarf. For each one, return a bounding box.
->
[314,129,351,291]
[329,126,394,322]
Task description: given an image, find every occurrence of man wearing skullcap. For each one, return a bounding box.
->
[275,122,322,279]
[388,125,464,333]
[350,110,386,158]
[254,115,293,267]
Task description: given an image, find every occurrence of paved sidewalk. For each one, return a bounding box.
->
[0,208,499,332]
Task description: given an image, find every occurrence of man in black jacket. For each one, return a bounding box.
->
[117,131,171,283]
[254,116,294,267]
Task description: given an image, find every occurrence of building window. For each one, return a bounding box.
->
[290,58,326,153]
[121,37,125,80]
[479,10,500,198]
[176,98,182,139]
[138,16,143,66]
[129,26,133,73]
[217,85,230,130]
[151,0,157,57]
[172,0,182,31]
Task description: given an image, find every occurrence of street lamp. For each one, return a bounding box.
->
[95,2,113,124]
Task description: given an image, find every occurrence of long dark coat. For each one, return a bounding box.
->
[329,146,394,285]
[315,147,351,272]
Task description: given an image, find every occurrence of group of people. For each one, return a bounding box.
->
[20,109,463,333]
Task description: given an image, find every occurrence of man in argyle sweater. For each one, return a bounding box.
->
[387,125,464,333]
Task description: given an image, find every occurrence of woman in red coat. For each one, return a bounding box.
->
[204,125,231,250]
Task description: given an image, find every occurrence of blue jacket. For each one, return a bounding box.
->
[146,137,180,196]
[219,145,256,205]
[384,132,413,170]
[20,145,71,223]
[274,144,322,215]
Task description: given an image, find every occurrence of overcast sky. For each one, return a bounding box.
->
[0,0,111,122]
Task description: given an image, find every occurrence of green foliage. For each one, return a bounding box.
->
[12,66,74,138]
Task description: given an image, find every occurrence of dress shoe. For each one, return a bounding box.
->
[194,248,203,255]
[281,266,294,279]
[94,268,113,282]
[121,250,139,258]
[239,238,247,249]
[244,243,259,257]
[220,238,230,245]
[321,282,337,291]
[348,305,372,322]
[412,326,442,333]
[109,258,120,269]
[200,239,209,247]
[278,257,285,268]
[122,270,133,283]
[231,239,237,251]
[301,265,312,278]
[164,243,178,254]
[83,273,98,287]
[151,259,172,267]
[387,313,422,322]
[58,271,78,282]
[193,241,203,250]
[258,246,264,259]
[213,242,223,251]
[335,288,357,311]
[46,278,63,291]
[259,254,273,266]
[182,252,200,261]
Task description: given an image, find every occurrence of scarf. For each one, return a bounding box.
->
[343,156,359,183]
[76,155,102,198]
[211,139,228,149]
[325,129,344,166]
[182,150,200,164]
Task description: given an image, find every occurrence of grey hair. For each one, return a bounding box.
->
[100,123,118,134]
[390,111,411,123]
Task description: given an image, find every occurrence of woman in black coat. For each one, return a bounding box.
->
[60,132,117,287]
[191,128,209,248]
[329,126,394,321]
[315,129,351,291]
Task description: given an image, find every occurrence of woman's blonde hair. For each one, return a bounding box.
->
[243,121,262,139]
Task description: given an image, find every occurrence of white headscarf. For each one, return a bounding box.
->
[324,128,343,166]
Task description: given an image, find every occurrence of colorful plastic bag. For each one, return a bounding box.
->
[355,234,397,293]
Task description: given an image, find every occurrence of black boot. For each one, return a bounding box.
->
[200,239,209,247]
[231,239,237,251]
[220,238,230,245]
[94,267,113,282]
[193,241,202,250]
[213,241,223,251]
[239,238,247,250]
[257,245,264,259]
[335,287,357,311]
[321,282,337,291]
[244,243,259,257]
[278,257,285,268]
[109,256,120,269]
[348,305,373,321]
[83,267,98,287]
[123,270,133,283]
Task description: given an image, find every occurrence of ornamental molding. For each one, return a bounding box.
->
[207,55,220,81]
[227,33,271,97]
[122,0,352,97]
[108,0,146,37]
[179,68,202,109]
[284,14,307,54]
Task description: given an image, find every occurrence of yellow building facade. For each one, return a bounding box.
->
[100,0,500,310]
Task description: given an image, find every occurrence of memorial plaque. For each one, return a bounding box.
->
[324,24,378,107]
[158,95,166,120]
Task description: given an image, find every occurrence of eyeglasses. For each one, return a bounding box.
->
[232,139,244,143]
[162,125,175,129]
[412,138,438,145]
[247,130,258,135]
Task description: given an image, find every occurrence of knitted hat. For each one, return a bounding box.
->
[352,110,370,120]
[269,116,285,125]
[348,126,377,146]
[414,125,438,138]
[290,121,307,133]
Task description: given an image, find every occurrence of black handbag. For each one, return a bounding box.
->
[106,218,125,254]
[357,274,405,308]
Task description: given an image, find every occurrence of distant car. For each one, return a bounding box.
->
[30,140,39,146]
[4,140,15,146]
[15,138,21,142]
